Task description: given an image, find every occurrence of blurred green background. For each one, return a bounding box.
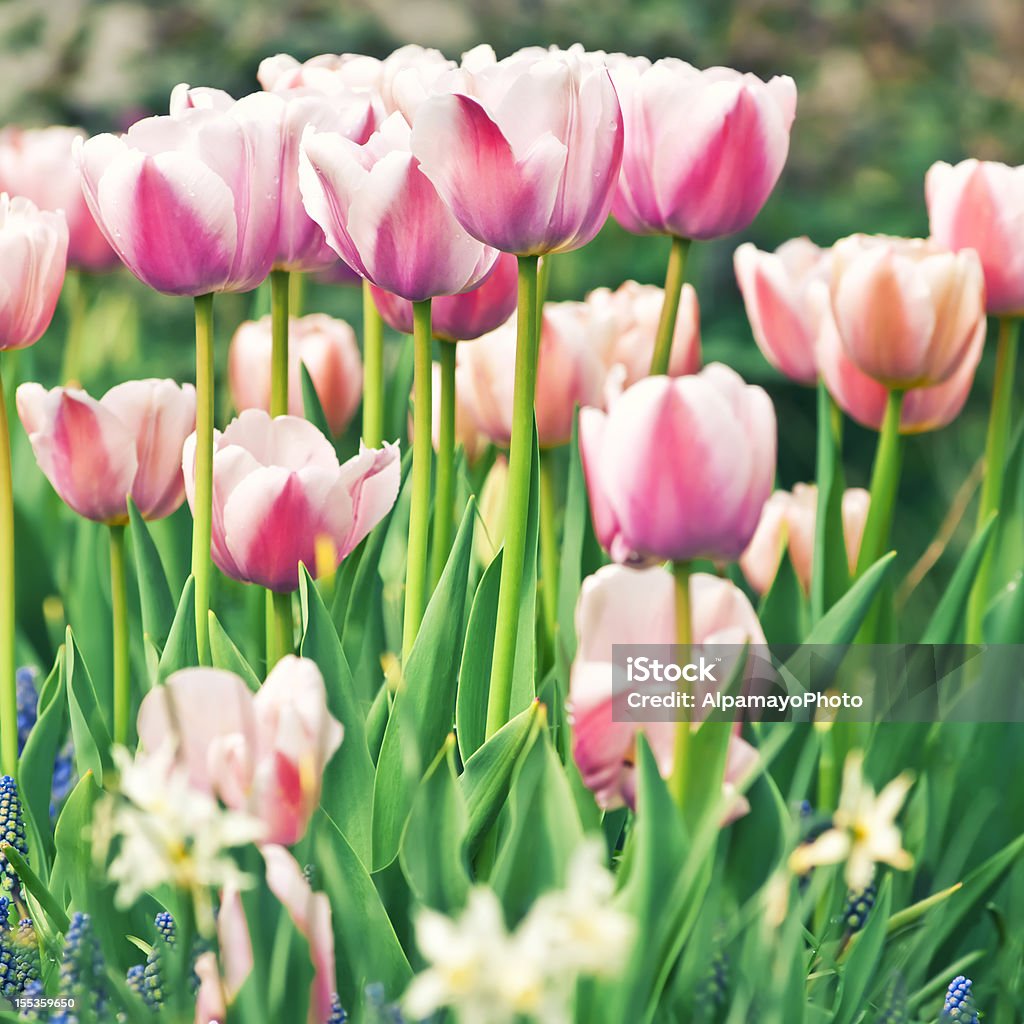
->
[3,0,1023,647]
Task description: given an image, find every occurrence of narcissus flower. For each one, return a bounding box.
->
[17,379,196,524]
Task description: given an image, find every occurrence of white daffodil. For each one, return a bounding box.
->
[789,751,914,890]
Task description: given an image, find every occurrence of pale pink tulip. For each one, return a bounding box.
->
[370,250,518,341]
[569,563,762,813]
[411,47,623,255]
[17,379,195,523]
[734,237,830,384]
[580,364,775,564]
[586,279,701,386]
[300,113,499,300]
[611,58,796,240]
[829,234,986,389]
[819,304,984,434]
[228,314,363,435]
[193,952,227,1024]
[136,656,343,846]
[75,90,284,295]
[183,410,399,592]
[0,194,68,350]
[740,484,870,594]
[458,302,607,448]
[926,159,1024,315]
[0,127,117,271]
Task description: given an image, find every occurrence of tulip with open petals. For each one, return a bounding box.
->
[926,159,1024,316]
[570,563,761,814]
[829,234,986,390]
[228,313,363,435]
[611,58,797,240]
[740,484,870,594]
[411,48,623,255]
[371,251,518,341]
[17,379,196,523]
[734,237,830,384]
[75,91,284,295]
[183,410,399,592]
[0,127,116,271]
[580,364,775,564]
[300,113,498,301]
[0,194,68,350]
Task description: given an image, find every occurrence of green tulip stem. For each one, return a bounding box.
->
[362,280,385,449]
[649,235,692,376]
[0,356,16,776]
[856,388,905,578]
[266,589,293,671]
[669,560,693,809]
[109,524,130,746]
[270,269,290,419]
[192,293,215,666]
[430,341,457,590]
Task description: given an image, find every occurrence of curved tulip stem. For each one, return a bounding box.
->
[0,357,16,777]
[966,316,1020,643]
[192,293,215,666]
[270,269,290,419]
[855,389,904,578]
[109,524,130,746]
[669,560,693,809]
[362,280,385,449]
[649,236,692,377]
[266,589,293,671]
[403,299,433,661]
[538,450,560,645]
[486,255,540,738]
[60,269,88,386]
[430,341,457,590]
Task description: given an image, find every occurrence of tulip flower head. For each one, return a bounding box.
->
[0,193,68,350]
[926,158,1024,316]
[580,364,776,564]
[0,127,117,271]
[17,379,196,524]
[228,313,363,435]
[610,58,797,240]
[183,410,400,592]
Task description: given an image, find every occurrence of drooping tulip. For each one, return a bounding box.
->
[371,250,518,341]
[926,159,1024,316]
[0,127,117,271]
[299,113,499,301]
[183,410,399,592]
[0,194,68,350]
[580,364,776,564]
[411,47,623,255]
[610,58,797,240]
[586,279,701,386]
[17,379,196,523]
[740,484,870,594]
[569,563,761,813]
[228,313,363,435]
[136,656,343,847]
[734,237,830,384]
[75,90,285,295]
[828,234,986,390]
[458,302,607,448]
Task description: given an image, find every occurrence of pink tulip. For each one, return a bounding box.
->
[136,655,343,846]
[0,127,117,271]
[183,410,399,592]
[926,159,1024,316]
[828,234,986,389]
[411,48,623,255]
[610,58,797,240]
[818,309,983,434]
[586,279,701,386]
[17,379,195,523]
[580,364,775,564]
[228,313,363,435]
[740,484,870,594]
[300,113,499,301]
[569,563,761,813]
[75,90,284,295]
[0,194,68,350]
[734,237,830,384]
[458,302,607,448]
[370,250,518,341]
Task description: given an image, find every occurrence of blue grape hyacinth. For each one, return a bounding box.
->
[52,912,107,1023]
[0,775,28,894]
[842,883,877,932]
[941,975,979,1023]
[15,667,76,818]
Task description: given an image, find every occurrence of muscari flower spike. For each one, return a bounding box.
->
[365,981,407,1023]
[0,775,28,894]
[17,977,45,1020]
[873,974,909,1024]
[842,883,877,932]
[11,919,40,993]
[52,912,107,1023]
[13,670,76,819]
[328,992,348,1024]
[941,975,979,1023]
[144,911,177,1008]
[695,938,729,1017]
